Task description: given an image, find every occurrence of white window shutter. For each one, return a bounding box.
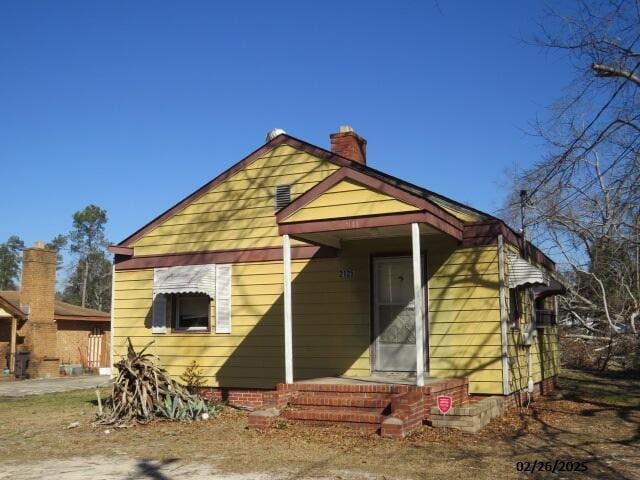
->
[152,294,167,334]
[215,264,232,333]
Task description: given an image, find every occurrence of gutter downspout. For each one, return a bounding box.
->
[497,235,511,395]
[526,289,536,397]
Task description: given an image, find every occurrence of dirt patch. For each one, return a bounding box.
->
[0,369,639,479]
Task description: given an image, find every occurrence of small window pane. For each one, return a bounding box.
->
[176,294,209,331]
[509,288,520,330]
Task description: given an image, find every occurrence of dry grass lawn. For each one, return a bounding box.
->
[0,369,639,479]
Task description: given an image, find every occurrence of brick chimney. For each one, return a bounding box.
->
[19,241,59,378]
[330,125,367,165]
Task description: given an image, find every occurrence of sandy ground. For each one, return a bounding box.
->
[1,369,638,480]
[0,456,379,480]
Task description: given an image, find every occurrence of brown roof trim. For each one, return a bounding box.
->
[0,294,25,319]
[108,245,134,256]
[278,211,463,240]
[54,315,111,322]
[117,134,357,247]
[114,245,338,271]
[114,132,555,270]
[463,220,556,271]
[277,168,464,239]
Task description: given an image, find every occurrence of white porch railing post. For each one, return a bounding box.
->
[412,223,425,387]
[283,234,293,384]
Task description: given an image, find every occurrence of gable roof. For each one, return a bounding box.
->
[276,167,465,240]
[113,134,490,249]
[0,290,110,321]
[109,133,555,270]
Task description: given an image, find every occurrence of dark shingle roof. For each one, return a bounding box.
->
[0,290,109,321]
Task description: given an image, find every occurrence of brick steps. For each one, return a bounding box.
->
[283,405,386,426]
[248,377,472,439]
[290,394,392,409]
[280,383,402,394]
[286,419,382,430]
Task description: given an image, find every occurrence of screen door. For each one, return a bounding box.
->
[373,256,421,372]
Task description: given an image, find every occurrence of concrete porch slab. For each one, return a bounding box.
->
[295,373,439,386]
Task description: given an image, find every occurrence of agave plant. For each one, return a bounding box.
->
[95,338,217,426]
[157,393,215,421]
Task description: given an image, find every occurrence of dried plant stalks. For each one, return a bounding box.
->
[95,338,212,427]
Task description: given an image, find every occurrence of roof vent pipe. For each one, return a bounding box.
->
[266,128,286,142]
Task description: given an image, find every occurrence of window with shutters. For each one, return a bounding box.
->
[275,184,291,211]
[150,265,230,334]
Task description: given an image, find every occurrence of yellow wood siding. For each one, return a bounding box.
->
[131,145,339,255]
[113,255,372,388]
[113,240,505,393]
[437,204,483,222]
[283,179,420,223]
[504,244,560,393]
[113,142,517,394]
[114,236,504,393]
[427,238,503,394]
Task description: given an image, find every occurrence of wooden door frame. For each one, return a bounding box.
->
[369,251,429,375]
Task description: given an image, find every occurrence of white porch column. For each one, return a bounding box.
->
[411,223,425,387]
[283,234,293,384]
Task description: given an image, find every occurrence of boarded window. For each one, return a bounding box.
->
[215,264,232,333]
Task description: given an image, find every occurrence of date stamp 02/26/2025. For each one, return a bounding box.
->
[516,460,588,474]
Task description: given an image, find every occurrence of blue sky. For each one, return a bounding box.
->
[0,1,572,252]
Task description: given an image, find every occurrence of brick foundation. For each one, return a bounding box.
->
[502,376,559,408]
[196,387,284,410]
[421,378,469,421]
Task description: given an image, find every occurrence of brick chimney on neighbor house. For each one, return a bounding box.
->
[330,125,367,165]
[19,241,59,378]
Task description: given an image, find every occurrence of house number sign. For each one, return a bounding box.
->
[338,268,354,280]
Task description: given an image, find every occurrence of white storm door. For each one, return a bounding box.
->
[373,256,418,372]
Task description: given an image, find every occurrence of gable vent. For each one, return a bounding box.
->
[275,184,291,211]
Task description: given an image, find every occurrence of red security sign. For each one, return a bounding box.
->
[437,395,453,414]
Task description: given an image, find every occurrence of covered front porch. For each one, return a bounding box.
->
[275,167,466,388]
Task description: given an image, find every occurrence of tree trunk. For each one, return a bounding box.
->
[81,257,89,308]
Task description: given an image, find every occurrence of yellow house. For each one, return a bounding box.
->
[109,127,562,419]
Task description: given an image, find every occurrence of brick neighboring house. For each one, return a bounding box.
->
[0,241,110,378]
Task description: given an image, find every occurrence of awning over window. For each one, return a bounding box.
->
[533,278,566,299]
[153,264,216,298]
[507,252,550,289]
